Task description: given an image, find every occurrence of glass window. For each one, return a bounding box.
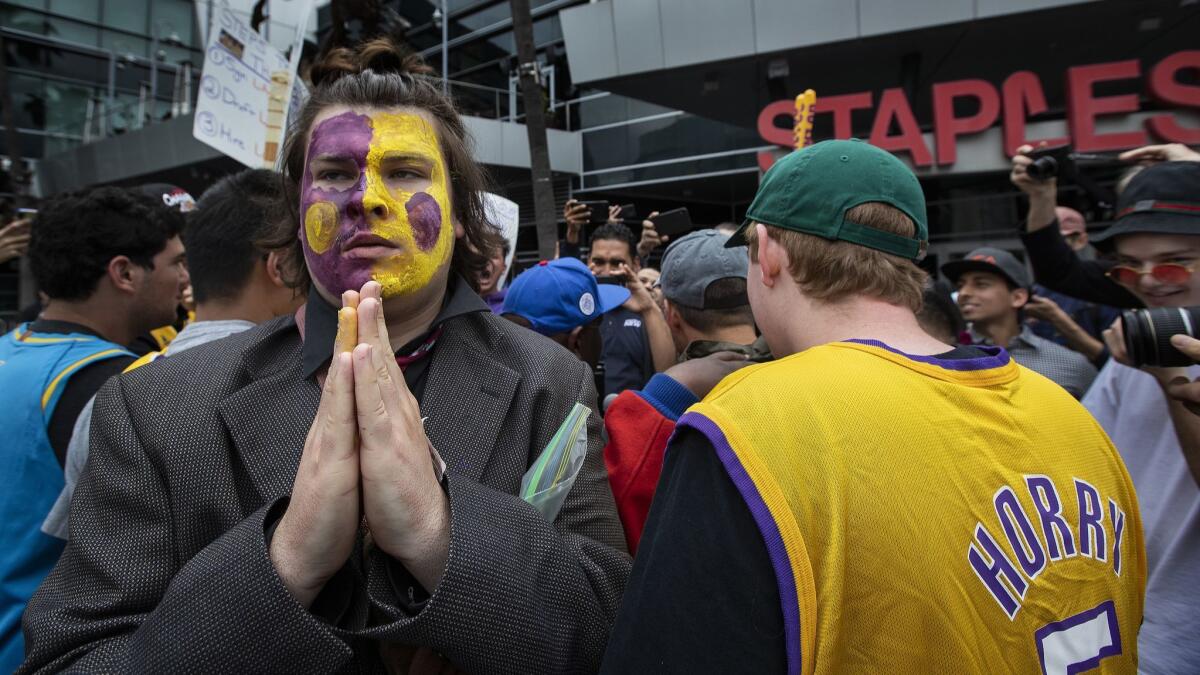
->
[48,0,99,22]
[152,0,197,48]
[45,16,100,47]
[6,0,47,9]
[7,73,50,130]
[102,0,148,34]
[0,7,51,37]
[102,31,149,59]
[42,80,94,138]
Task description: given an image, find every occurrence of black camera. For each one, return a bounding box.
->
[1025,144,1075,181]
[1121,306,1200,367]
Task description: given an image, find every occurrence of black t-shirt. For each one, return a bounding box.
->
[28,320,135,467]
[599,307,653,398]
[601,344,990,673]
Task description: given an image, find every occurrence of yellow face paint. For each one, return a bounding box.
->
[362,113,455,298]
[303,201,339,255]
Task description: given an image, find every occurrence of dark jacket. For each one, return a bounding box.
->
[20,311,630,674]
[1019,223,1142,309]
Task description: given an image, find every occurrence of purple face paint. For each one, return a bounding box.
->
[405,192,443,252]
[300,111,375,294]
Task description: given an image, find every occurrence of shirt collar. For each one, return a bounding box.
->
[967,324,1040,350]
[300,274,488,379]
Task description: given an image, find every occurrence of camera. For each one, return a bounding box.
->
[1025,144,1075,181]
[1121,306,1200,367]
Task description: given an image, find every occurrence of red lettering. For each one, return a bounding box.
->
[757,99,795,171]
[868,88,933,167]
[1066,59,1147,152]
[933,79,1000,165]
[1001,71,1068,156]
[814,92,873,140]
[1147,50,1200,144]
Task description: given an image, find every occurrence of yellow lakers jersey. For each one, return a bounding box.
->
[680,340,1145,675]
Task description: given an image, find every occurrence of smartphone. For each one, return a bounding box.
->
[618,203,638,224]
[594,275,626,286]
[578,200,609,225]
[649,207,693,239]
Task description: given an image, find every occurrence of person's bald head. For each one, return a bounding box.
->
[1056,206,1088,251]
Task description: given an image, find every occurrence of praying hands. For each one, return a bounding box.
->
[270,280,450,608]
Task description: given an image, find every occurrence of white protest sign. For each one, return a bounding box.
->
[482,193,520,291]
[276,0,314,169]
[193,5,294,168]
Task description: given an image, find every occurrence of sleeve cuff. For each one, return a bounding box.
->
[637,374,699,421]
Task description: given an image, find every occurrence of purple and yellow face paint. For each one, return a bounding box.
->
[299,110,455,299]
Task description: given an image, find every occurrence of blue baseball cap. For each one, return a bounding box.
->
[502,258,631,335]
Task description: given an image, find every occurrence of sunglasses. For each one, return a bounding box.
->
[1105,261,1195,286]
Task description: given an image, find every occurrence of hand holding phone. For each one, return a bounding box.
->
[648,208,693,240]
[578,200,610,226]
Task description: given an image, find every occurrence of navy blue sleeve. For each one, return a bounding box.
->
[601,427,785,673]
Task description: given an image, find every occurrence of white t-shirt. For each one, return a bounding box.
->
[1083,360,1200,673]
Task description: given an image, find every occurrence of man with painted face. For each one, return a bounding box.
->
[21,42,629,674]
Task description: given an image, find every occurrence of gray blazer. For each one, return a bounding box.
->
[21,311,630,674]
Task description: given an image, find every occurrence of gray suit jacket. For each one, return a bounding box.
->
[21,311,630,674]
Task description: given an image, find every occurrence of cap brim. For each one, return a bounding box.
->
[1091,212,1200,249]
[595,283,631,314]
[940,259,1020,288]
[724,220,751,248]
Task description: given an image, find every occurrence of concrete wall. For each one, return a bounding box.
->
[561,0,1097,84]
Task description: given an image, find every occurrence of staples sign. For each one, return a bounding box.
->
[757,50,1200,172]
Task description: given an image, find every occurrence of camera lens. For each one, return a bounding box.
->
[1026,156,1059,181]
[1121,306,1200,367]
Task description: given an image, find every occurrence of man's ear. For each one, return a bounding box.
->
[265,250,288,288]
[565,324,585,359]
[663,299,683,332]
[754,224,781,289]
[1012,287,1030,309]
[107,256,140,295]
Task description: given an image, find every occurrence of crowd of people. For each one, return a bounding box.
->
[1,38,1198,673]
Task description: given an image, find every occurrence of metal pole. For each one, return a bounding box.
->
[107,51,116,106]
[149,32,159,123]
[182,63,192,115]
[441,0,449,95]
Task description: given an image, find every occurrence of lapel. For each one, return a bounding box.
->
[216,320,320,505]
[420,316,519,482]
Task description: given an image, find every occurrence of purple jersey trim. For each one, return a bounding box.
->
[677,411,802,675]
[845,338,1011,372]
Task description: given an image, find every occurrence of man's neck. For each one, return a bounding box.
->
[774,295,950,357]
[973,314,1021,348]
[381,277,450,351]
[40,298,134,346]
[694,324,758,346]
[193,297,270,324]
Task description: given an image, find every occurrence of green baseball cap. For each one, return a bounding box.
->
[727,139,929,260]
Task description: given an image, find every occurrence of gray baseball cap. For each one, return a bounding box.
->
[940,247,1031,289]
[659,229,749,309]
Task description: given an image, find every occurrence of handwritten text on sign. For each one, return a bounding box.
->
[193,6,295,168]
